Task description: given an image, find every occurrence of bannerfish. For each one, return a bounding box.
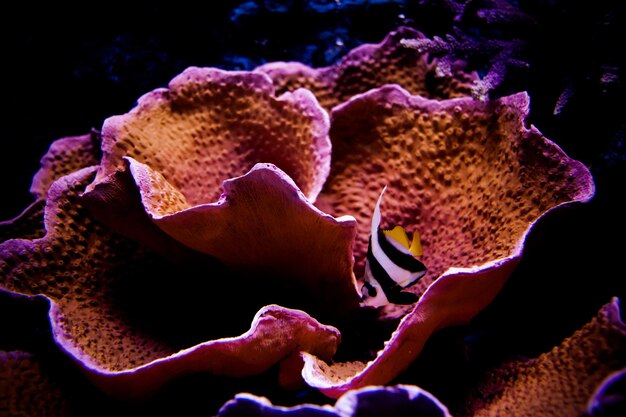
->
[360,186,427,307]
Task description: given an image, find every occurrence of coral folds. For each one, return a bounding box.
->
[0,26,600,410]
[0,166,342,398]
[300,86,593,397]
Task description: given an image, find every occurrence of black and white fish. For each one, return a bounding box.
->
[360,186,427,307]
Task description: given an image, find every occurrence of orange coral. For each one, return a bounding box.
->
[92,67,331,203]
[0,351,73,417]
[0,28,596,404]
[1,132,101,243]
[300,85,594,397]
[0,168,341,398]
[461,299,626,417]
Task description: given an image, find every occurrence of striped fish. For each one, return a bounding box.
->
[360,186,427,307]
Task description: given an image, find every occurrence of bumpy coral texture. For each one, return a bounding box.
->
[94,67,330,205]
[255,26,477,111]
[218,384,451,417]
[0,351,73,417]
[0,29,597,402]
[30,132,101,199]
[1,169,176,371]
[1,132,101,243]
[122,160,360,313]
[83,66,359,317]
[461,299,626,417]
[0,168,341,399]
[319,86,593,295]
[299,85,594,397]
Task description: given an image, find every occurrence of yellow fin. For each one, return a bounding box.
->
[383,226,411,249]
[409,230,423,257]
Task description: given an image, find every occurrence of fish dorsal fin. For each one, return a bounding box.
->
[383,226,410,249]
[383,226,424,257]
[409,230,423,257]
[371,186,387,236]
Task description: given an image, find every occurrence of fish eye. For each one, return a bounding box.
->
[361,281,377,298]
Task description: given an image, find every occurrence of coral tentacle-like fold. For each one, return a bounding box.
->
[0,168,342,399]
[300,85,595,397]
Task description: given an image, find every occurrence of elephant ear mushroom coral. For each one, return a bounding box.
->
[0,168,343,399]
[301,85,594,397]
[461,298,626,417]
[91,66,331,203]
[83,66,360,318]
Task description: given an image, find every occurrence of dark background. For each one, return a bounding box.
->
[1,1,625,415]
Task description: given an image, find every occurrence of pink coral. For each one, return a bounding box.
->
[461,298,626,417]
[0,167,342,398]
[0,351,73,417]
[0,28,595,404]
[300,85,593,397]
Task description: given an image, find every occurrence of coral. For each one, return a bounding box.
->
[0,25,597,407]
[92,66,331,204]
[83,65,360,318]
[460,298,626,417]
[218,384,451,417]
[0,351,73,417]
[30,132,102,200]
[400,1,535,99]
[321,85,593,302]
[86,159,361,318]
[301,85,594,397]
[255,26,477,111]
[1,132,101,243]
[0,168,341,399]
[401,30,527,100]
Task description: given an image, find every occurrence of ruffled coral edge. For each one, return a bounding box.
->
[2,167,343,400]
[300,88,595,398]
[49,302,340,399]
[88,158,361,318]
[93,67,331,203]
